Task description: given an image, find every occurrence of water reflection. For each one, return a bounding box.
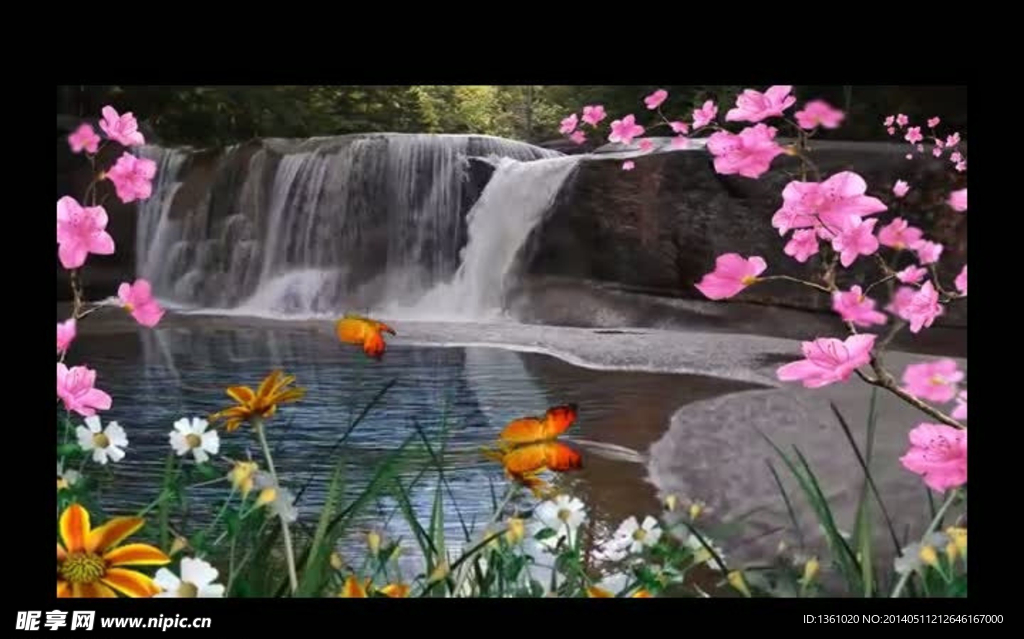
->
[67,318,759,574]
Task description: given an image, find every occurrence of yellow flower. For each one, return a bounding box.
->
[506,517,525,544]
[227,461,259,498]
[946,527,967,557]
[689,501,704,521]
[329,552,344,571]
[367,530,381,556]
[727,570,751,598]
[664,494,678,512]
[255,487,277,508]
[632,589,653,598]
[802,557,820,585]
[918,545,939,568]
[57,503,170,598]
[586,585,614,598]
[378,583,410,598]
[169,536,190,557]
[210,370,305,432]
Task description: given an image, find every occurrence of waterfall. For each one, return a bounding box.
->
[135,134,561,317]
[397,155,581,319]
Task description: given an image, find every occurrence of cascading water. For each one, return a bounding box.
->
[396,155,581,319]
[134,134,563,317]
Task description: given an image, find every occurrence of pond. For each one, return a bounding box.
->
[62,311,761,576]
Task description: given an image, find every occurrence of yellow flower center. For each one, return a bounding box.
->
[124,303,135,313]
[894,242,905,250]
[557,508,572,522]
[929,375,946,386]
[176,581,199,597]
[60,552,106,584]
[632,528,647,542]
[92,432,110,448]
[740,275,758,286]
[185,434,202,449]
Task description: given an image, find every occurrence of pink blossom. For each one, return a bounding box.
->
[645,89,668,110]
[608,115,645,145]
[927,117,941,128]
[914,240,944,265]
[950,151,962,163]
[559,113,578,135]
[582,105,607,126]
[946,132,960,147]
[57,363,112,417]
[622,161,635,171]
[726,85,796,123]
[57,318,77,355]
[883,115,895,127]
[898,281,943,333]
[901,359,964,403]
[904,127,923,144]
[774,172,887,234]
[692,100,717,129]
[118,279,165,327]
[916,144,924,152]
[932,146,943,158]
[706,124,784,179]
[776,334,876,389]
[669,121,690,134]
[569,130,586,145]
[905,154,912,160]
[900,423,967,492]
[105,152,157,203]
[671,136,688,149]
[892,180,910,198]
[783,229,820,263]
[951,391,967,421]
[638,139,655,152]
[887,127,896,136]
[98,105,145,147]
[694,254,767,300]
[887,286,917,316]
[794,100,844,130]
[56,196,115,269]
[68,124,101,154]
[772,207,817,236]
[832,286,887,327]
[935,138,944,149]
[831,217,880,267]
[955,265,967,295]
[896,265,928,284]
[955,160,967,172]
[896,114,909,127]
[878,217,923,250]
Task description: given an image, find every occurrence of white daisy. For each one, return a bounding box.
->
[684,532,727,571]
[56,460,80,490]
[535,494,586,535]
[611,515,662,554]
[253,472,298,523]
[75,416,127,465]
[154,557,225,598]
[169,417,220,463]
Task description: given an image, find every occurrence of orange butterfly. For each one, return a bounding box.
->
[499,404,579,445]
[335,314,396,360]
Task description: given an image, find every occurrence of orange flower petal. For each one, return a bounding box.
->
[268,373,297,397]
[72,581,117,598]
[57,543,67,561]
[226,385,256,406]
[59,503,90,553]
[86,517,144,554]
[57,581,70,598]
[224,418,243,433]
[632,589,653,598]
[103,543,171,567]
[586,586,614,598]
[102,568,160,598]
[378,583,410,598]
[256,371,282,399]
[273,388,306,404]
[339,575,368,597]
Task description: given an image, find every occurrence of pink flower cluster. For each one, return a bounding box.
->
[57,105,168,420]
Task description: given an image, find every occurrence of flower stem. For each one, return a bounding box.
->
[891,489,959,598]
[254,418,299,595]
[864,357,965,429]
[757,274,834,295]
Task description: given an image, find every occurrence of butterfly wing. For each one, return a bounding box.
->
[499,417,547,444]
[542,404,578,439]
[501,441,582,475]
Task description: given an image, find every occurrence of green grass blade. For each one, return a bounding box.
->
[297,463,345,596]
[765,459,806,548]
